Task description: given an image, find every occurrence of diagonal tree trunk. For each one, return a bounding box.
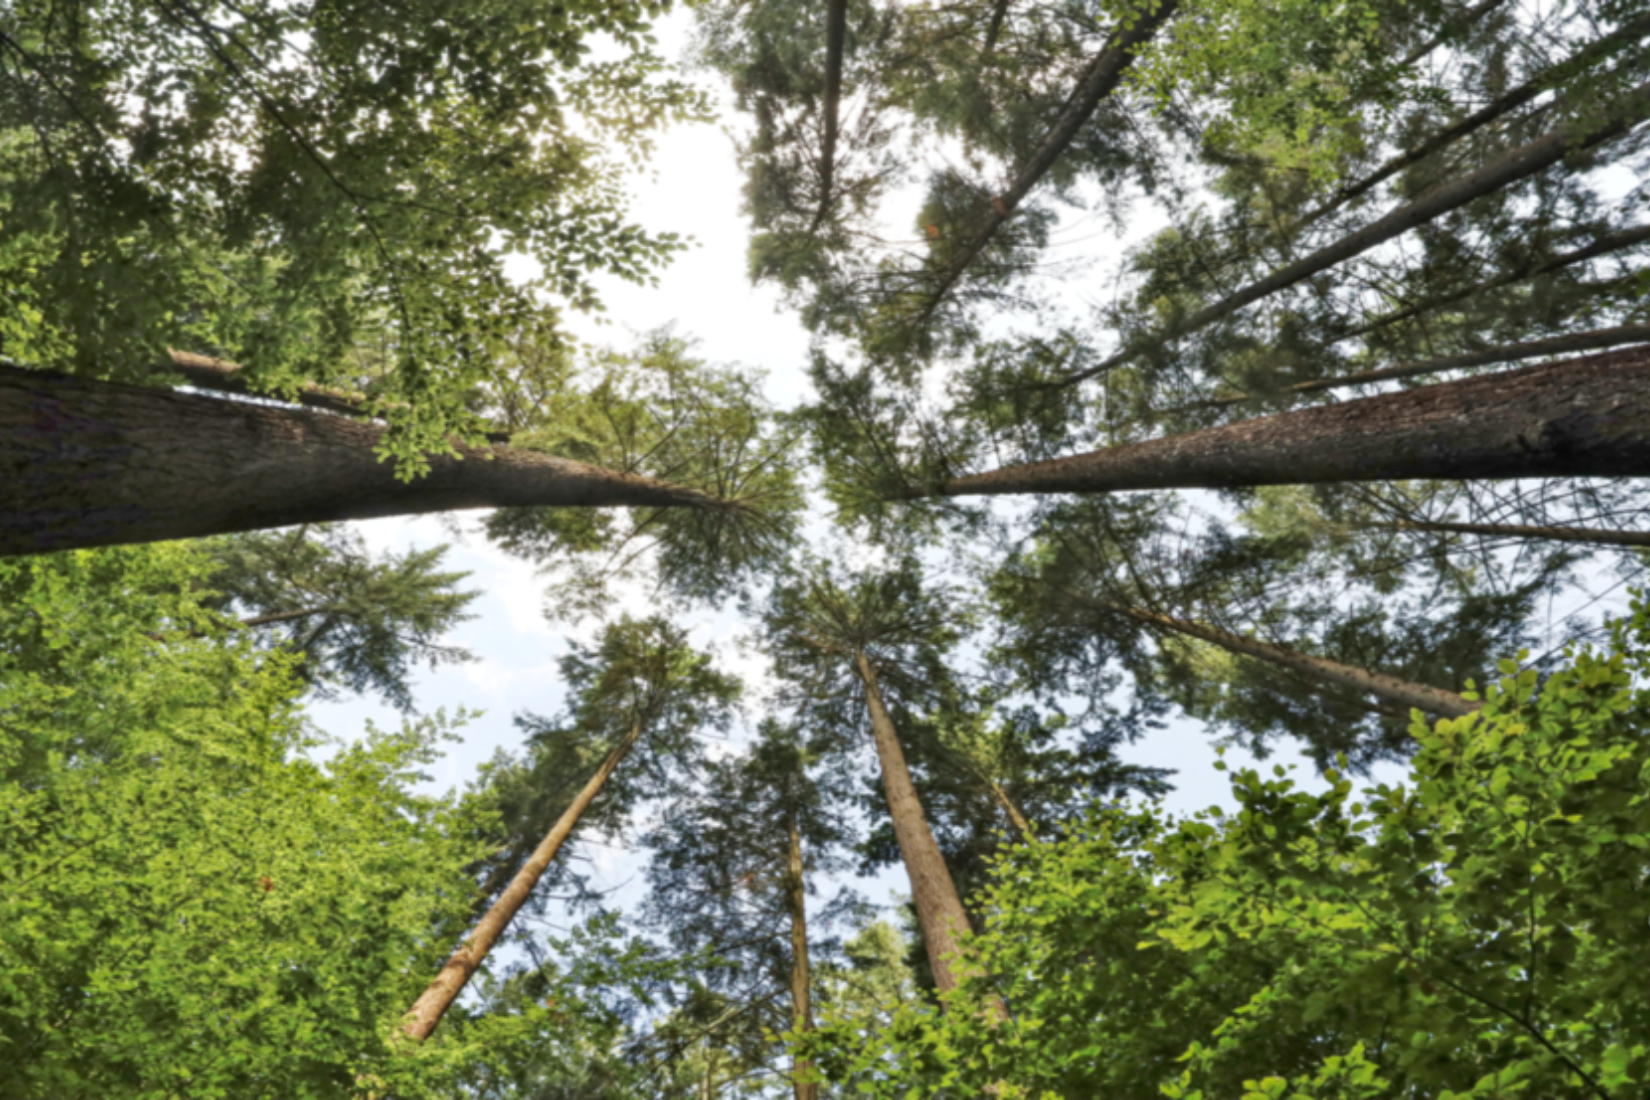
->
[809,0,850,233]
[1179,323,1650,412]
[785,808,818,1100]
[1107,602,1477,717]
[853,651,978,996]
[403,723,645,1040]
[1381,519,1650,549]
[911,346,1650,498]
[1340,222,1650,343]
[1,367,715,556]
[1294,12,1650,233]
[1053,81,1650,389]
[909,0,1178,325]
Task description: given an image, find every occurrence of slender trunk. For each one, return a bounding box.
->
[165,350,370,420]
[915,346,1650,498]
[1111,603,1477,718]
[786,811,818,1100]
[979,0,1011,62]
[987,781,1033,838]
[1296,12,1650,232]
[1180,323,1650,412]
[1341,223,1650,344]
[854,652,976,996]
[403,723,645,1040]
[1,367,715,556]
[1054,81,1650,389]
[1382,519,1650,549]
[166,350,515,443]
[1397,0,1515,67]
[810,0,849,232]
[237,606,336,629]
[911,0,1177,323]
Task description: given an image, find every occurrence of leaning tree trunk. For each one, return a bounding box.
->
[786,809,818,1100]
[1183,323,1650,411]
[854,652,979,997]
[914,347,1650,497]
[809,0,849,232]
[1383,519,1650,549]
[911,0,1178,323]
[1111,603,1477,718]
[403,723,645,1040]
[1054,80,1650,388]
[1,368,713,556]
[1295,12,1650,233]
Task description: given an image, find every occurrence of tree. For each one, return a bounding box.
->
[0,542,502,1097]
[404,615,741,1040]
[642,720,858,1100]
[804,598,1650,1099]
[0,365,720,555]
[0,0,702,461]
[758,557,989,1002]
[201,524,478,710]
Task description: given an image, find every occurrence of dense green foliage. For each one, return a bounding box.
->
[0,0,703,461]
[806,603,1650,1099]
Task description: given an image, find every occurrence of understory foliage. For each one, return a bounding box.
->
[805,601,1650,1100]
[0,544,639,1097]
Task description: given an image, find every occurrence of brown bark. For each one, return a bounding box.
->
[1296,12,1650,232]
[1341,222,1650,343]
[1182,323,1650,411]
[1112,603,1478,718]
[916,346,1650,498]
[1,367,715,556]
[854,652,976,995]
[810,0,849,233]
[1054,81,1650,389]
[911,0,1178,323]
[402,724,645,1040]
[786,811,818,1100]
[1383,519,1650,549]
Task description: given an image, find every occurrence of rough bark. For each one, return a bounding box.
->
[1383,519,1650,549]
[403,724,645,1040]
[1054,81,1650,389]
[918,346,1650,498]
[1182,323,1650,411]
[911,0,1177,323]
[1341,222,1650,342]
[786,811,818,1100]
[810,0,849,233]
[1,367,715,556]
[1112,603,1478,718]
[855,652,976,995]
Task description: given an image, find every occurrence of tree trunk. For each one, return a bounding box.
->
[786,811,818,1100]
[911,0,1177,323]
[1383,519,1650,549]
[916,346,1650,497]
[1297,12,1650,232]
[854,652,976,996]
[1,367,714,556]
[810,0,849,232]
[987,781,1034,838]
[1182,323,1650,411]
[1341,222,1650,343]
[1110,603,1478,718]
[402,723,645,1040]
[165,350,514,443]
[1054,81,1650,389]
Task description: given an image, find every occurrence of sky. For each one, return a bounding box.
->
[308,8,1412,927]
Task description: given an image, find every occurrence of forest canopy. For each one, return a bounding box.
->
[2,0,1649,1095]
